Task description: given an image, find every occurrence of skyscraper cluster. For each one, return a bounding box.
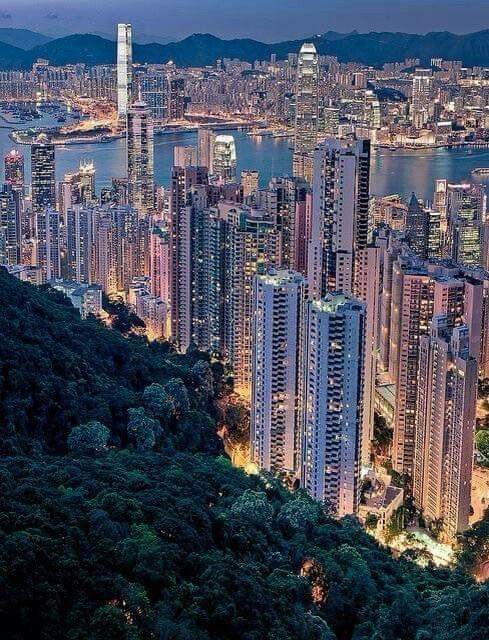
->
[0,33,485,545]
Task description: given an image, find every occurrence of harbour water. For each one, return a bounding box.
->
[2,114,489,201]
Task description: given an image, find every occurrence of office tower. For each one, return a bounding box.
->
[411,73,432,126]
[414,319,476,541]
[241,170,259,200]
[293,43,319,182]
[169,165,209,347]
[66,205,93,283]
[4,149,24,189]
[117,23,133,118]
[228,207,280,396]
[140,72,166,119]
[433,179,449,249]
[308,138,371,299]
[447,183,485,268]
[406,193,429,259]
[168,77,185,120]
[35,207,61,282]
[31,134,55,215]
[127,99,154,217]
[301,293,366,516]
[213,135,237,184]
[250,270,306,474]
[59,161,96,216]
[197,128,215,171]
[0,184,21,264]
[173,146,197,168]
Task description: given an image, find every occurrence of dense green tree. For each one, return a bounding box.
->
[68,421,110,453]
[127,407,162,452]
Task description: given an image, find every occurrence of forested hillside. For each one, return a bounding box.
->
[0,269,488,640]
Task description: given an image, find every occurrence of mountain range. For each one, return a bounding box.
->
[2,28,489,69]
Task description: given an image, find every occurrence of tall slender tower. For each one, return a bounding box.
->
[414,318,476,541]
[293,43,319,182]
[31,134,55,215]
[308,138,371,299]
[127,99,154,217]
[250,270,306,474]
[117,23,133,119]
[301,293,366,516]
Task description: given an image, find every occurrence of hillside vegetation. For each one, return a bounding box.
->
[0,269,488,640]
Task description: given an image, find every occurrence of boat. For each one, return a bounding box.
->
[471,167,489,176]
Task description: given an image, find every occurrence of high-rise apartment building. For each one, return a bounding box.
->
[308,138,370,299]
[66,205,94,283]
[169,165,209,348]
[0,184,21,264]
[117,23,133,118]
[301,293,366,516]
[414,318,476,541]
[227,207,280,396]
[35,207,61,283]
[250,270,306,474]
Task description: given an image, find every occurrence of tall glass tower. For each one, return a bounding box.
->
[31,134,55,215]
[293,43,319,182]
[127,99,154,217]
[117,23,133,119]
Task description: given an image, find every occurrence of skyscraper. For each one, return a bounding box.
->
[127,99,154,217]
[66,205,94,283]
[301,293,366,516]
[414,318,476,541]
[4,149,24,190]
[0,184,21,264]
[227,207,280,396]
[293,43,319,182]
[31,134,55,215]
[117,23,133,119]
[169,165,209,348]
[250,270,306,474]
[241,170,259,200]
[308,138,371,299]
[213,135,237,184]
[197,128,216,171]
[35,207,61,283]
[406,193,429,259]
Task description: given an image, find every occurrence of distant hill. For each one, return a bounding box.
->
[3,29,489,70]
[0,27,51,50]
[0,41,29,69]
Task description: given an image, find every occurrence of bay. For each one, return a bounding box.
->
[2,116,489,201]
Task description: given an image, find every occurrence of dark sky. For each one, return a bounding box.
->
[4,0,489,42]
